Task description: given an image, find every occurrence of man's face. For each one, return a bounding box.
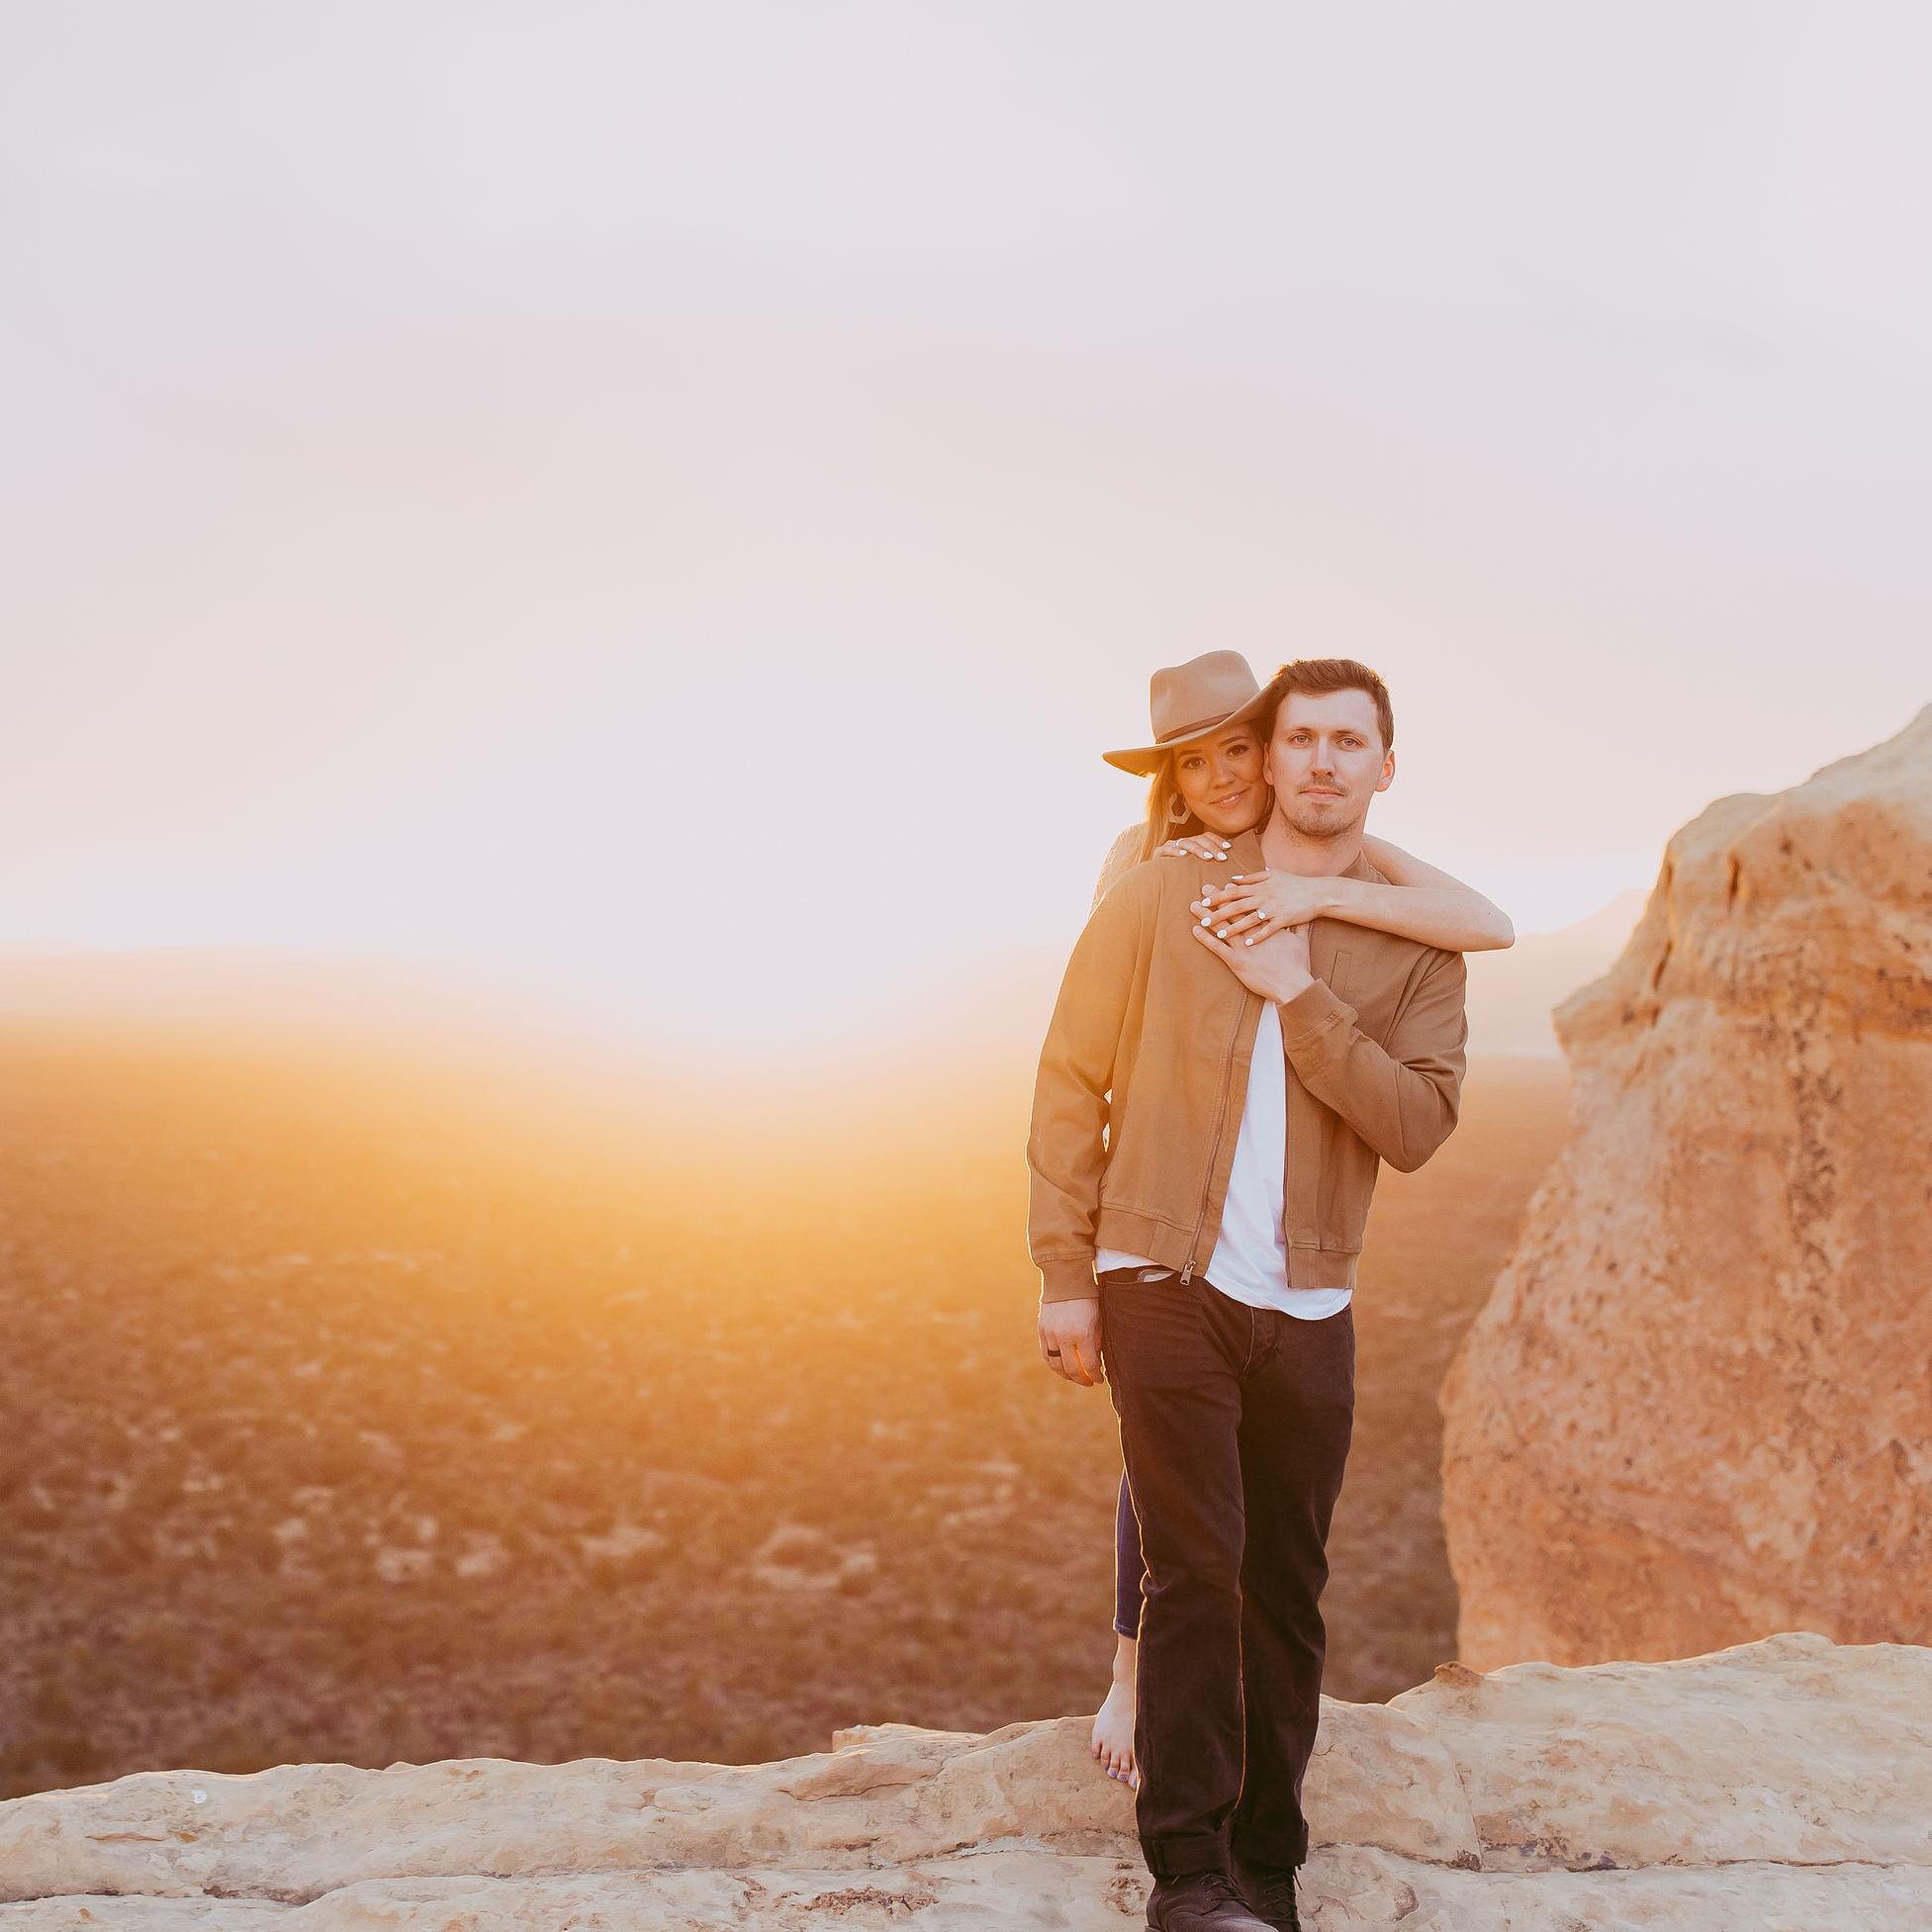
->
[1265,688,1394,839]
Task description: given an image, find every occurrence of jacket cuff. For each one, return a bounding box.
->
[1276,977,1351,1054]
[1039,1255,1099,1303]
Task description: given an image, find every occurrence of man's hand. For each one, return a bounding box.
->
[1039,1297,1105,1387]
[1190,919,1316,1003]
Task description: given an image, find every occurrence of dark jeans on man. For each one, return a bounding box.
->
[1098,1265,1356,1879]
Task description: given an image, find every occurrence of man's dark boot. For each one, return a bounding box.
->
[1145,1868,1271,1931]
[1229,1847,1302,1930]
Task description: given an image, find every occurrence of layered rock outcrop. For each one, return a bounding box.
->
[2,1633,1927,1927]
[1441,704,1932,1670]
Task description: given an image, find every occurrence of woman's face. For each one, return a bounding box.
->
[1172,723,1267,836]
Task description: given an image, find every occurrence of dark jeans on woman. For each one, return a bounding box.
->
[1097,1265,1355,1880]
[1115,1468,1144,1639]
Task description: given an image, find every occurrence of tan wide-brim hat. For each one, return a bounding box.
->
[1102,650,1271,777]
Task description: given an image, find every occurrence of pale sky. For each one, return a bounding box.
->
[3,3,1927,1055]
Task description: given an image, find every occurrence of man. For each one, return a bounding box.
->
[1028,658,1469,1932]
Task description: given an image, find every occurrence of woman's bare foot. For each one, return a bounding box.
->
[1089,1634,1140,1790]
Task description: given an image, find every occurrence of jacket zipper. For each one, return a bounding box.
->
[1182,991,1250,1282]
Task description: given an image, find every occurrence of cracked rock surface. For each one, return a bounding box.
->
[1442,702,1932,1671]
[4,1632,1928,1927]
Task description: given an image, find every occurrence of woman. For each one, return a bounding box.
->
[1085,651,1513,1791]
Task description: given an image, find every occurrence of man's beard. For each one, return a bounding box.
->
[1270,790,1357,843]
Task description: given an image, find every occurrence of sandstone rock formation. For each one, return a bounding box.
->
[1441,703,1932,1671]
[2,1633,1928,1927]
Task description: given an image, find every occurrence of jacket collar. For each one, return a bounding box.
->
[1225,826,1383,887]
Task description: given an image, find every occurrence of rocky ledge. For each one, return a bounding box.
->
[3,1632,1928,1927]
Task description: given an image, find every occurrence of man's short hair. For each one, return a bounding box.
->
[1259,657,1395,754]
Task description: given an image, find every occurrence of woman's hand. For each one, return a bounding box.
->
[1154,833,1232,862]
[1191,869,1334,944]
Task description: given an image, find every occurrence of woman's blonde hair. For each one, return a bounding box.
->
[1134,752,1196,864]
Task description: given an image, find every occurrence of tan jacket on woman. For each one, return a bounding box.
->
[1027,823,1468,1305]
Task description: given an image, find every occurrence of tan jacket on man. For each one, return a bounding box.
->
[1027,824,1468,1304]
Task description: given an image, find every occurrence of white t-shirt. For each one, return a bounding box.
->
[1097,1000,1352,1322]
